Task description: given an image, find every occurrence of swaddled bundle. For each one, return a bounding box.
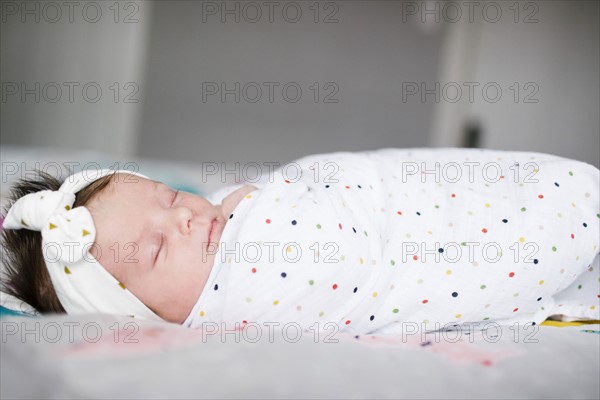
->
[183,148,600,334]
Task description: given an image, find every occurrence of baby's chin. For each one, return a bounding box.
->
[159,285,205,324]
[220,185,258,218]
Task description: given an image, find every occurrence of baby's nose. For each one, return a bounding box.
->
[174,206,193,234]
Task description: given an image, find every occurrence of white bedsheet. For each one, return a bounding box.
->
[1,312,598,399]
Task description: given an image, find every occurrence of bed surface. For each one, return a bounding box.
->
[1,312,599,399]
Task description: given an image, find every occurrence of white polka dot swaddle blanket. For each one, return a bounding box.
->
[183,148,600,334]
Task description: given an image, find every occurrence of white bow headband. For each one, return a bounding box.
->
[3,169,163,321]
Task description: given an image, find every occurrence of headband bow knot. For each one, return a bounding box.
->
[5,190,94,264]
[3,169,163,321]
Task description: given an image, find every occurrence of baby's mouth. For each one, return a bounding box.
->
[207,219,216,248]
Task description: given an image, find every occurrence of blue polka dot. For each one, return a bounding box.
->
[451,292,458,297]
[554,182,560,187]
[370,315,375,321]
[583,222,588,227]
[438,248,444,253]
[214,284,219,290]
[291,220,297,225]
[281,272,287,278]
[352,227,357,233]
[537,297,542,301]
[229,214,234,219]
[502,219,508,223]
[353,287,358,293]
[533,259,539,264]
[416,211,421,216]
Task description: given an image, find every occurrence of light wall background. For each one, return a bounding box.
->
[1,1,599,167]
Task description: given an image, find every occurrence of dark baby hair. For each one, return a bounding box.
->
[1,170,114,314]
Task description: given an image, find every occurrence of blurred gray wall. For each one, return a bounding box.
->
[138,1,445,164]
[1,1,599,167]
[432,0,599,167]
[0,0,152,157]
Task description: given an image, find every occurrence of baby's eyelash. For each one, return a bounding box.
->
[171,190,180,206]
[155,233,164,263]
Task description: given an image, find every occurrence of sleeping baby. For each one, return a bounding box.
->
[2,148,599,334]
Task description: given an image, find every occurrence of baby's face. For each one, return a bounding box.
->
[87,174,227,323]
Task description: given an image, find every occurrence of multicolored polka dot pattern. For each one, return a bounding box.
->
[184,148,600,333]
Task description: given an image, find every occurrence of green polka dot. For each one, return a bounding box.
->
[552,246,557,252]
[596,213,600,218]
[318,311,324,317]
[461,242,466,246]
[390,259,396,266]
[392,308,399,314]
[569,171,574,176]
[520,207,527,212]
[483,317,490,321]
[434,204,440,209]
[316,224,322,229]
[364,230,368,237]
[578,284,583,289]
[308,279,314,285]
[480,284,487,289]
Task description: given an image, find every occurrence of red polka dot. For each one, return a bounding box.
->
[265,219,271,224]
[242,320,248,324]
[451,193,456,198]
[345,185,350,189]
[597,294,600,298]
[509,272,515,278]
[538,194,544,199]
[413,255,418,261]
[499,176,505,179]
[338,223,343,230]
[482,360,493,366]
[251,268,257,273]
[482,228,488,233]
[513,308,519,312]
[332,283,338,290]
[284,179,290,184]
[571,233,575,239]
[397,211,402,215]
[422,299,428,304]
[345,320,351,325]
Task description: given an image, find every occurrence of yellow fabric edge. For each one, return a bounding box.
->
[540,319,600,327]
